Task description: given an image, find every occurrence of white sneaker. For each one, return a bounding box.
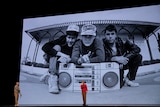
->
[40,71,50,84]
[125,77,139,87]
[48,75,60,94]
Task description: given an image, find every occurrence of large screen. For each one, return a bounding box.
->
[19,4,160,106]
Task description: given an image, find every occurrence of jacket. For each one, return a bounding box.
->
[42,35,74,57]
[71,38,105,64]
[103,37,141,61]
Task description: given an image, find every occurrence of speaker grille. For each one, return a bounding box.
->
[59,72,72,88]
[103,71,118,88]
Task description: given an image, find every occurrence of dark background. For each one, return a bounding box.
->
[1,0,160,106]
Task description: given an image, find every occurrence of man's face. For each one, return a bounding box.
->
[66,35,77,47]
[16,82,19,86]
[82,35,95,46]
[104,30,117,44]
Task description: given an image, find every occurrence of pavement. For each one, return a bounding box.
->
[19,63,160,106]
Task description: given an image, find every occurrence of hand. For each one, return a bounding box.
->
[20,93,22,97]
[58,56,71,63]
[57,52,70,59]
[112,56,129,65]
[81,51,91,63]
[57,52,71,63]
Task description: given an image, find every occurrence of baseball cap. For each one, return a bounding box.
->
[66,24,79,32]
[81,24,97,36]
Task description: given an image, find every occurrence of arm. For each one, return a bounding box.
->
[89,38,105,63]
[111,39,140,65]
[124,39,141,59]
[19,89,22,96]
[42,35,66,57]
[85,84,88,92]
[71,40,82,64]
[110,38,129,65]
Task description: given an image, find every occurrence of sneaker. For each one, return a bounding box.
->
[125,77,139,87]
[48,75,60,94]
[126,80,140,87]
[40,71,50,84]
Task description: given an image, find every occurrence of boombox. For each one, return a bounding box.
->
[58,62,120,92]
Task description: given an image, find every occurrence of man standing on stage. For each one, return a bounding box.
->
[14,82,22,106]
[80,80,88,106]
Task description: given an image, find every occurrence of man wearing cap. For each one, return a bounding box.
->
[71,24,105,65]
[40,24,79,94]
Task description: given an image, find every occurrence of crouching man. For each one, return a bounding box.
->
[102,24,142,87]
[40,24,79,94]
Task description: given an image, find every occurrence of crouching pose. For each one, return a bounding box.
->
[40,24,79,94]
[71,24,105,65]
[102,24,142,87]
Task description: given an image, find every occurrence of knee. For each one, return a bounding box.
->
[136,54,142,62]
[53,45,61,52]
[127,54,142,65]
[130,53,142,61]
[130,53,142,65]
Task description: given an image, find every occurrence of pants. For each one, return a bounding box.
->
[14,93,19,106]
[82,92,87,105]
[120,54,142,87]
[49,45,61,75]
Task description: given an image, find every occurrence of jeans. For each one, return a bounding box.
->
[120,53,142,87]
[48,45,61,75]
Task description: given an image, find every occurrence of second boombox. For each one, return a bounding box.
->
[58,62,120,92]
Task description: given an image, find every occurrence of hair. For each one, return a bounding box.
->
[103,24,117,34]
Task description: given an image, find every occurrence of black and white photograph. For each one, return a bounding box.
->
[18,4,160,106]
